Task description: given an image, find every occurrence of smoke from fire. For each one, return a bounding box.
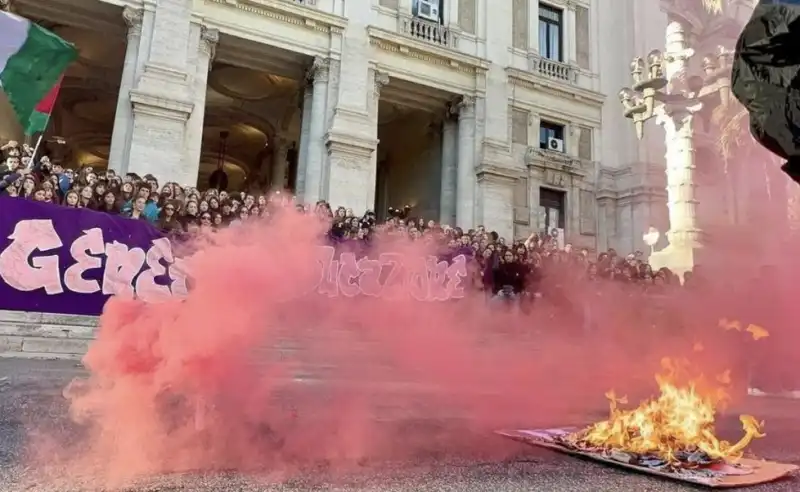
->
[18,122,799,490]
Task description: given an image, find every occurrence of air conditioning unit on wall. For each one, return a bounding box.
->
[416,0,441,22]
[547,137,564,152]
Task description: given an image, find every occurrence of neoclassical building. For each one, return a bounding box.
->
[0,0,755,252]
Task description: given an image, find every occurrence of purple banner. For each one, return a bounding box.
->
[0,196,187,316]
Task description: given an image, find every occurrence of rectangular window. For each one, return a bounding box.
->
[539,120,565,151]
[539,4,563,62]
[413,0,443,23]
[539,187,566,233]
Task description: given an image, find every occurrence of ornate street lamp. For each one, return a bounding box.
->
[616,21,733,277]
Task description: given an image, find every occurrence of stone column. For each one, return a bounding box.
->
[271,135,291,189]
[366,70,389,210]
[295,81,313,198]
[108,7,143,174]
[456,95,476,229]
[302,57,329,204]
[184,25,217,183]
[439,103,458,226]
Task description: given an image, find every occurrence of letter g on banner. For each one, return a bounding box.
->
[0,219,64,294]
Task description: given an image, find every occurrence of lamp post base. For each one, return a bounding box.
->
[647,242,704,282]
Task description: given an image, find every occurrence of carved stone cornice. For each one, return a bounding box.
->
[475,164,520,184]
[324,132,378,158]
[367,26,489,77]
[206,0,347,35]
[525,147,588,175]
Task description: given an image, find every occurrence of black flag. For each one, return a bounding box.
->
[731,0,800,183]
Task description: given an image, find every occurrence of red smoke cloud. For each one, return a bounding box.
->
[22,141,800,488]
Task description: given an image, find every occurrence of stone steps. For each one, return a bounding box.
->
[0,310,97,360]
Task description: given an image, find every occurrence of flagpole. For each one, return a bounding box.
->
[25,126,48,170]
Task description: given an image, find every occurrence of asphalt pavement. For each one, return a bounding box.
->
[1,358,799,491]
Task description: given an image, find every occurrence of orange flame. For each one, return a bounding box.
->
[570,358,765,463]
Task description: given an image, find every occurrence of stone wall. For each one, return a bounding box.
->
[0,310,97,360]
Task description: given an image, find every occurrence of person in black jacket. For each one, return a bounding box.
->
[491,249,527,303]
[732,0,800,183]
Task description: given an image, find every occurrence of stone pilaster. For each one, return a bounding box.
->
[184,25,217,183]
[366,69,389,209]
[439,102,458,226]
[528,0,540,54]
[565,0,578,66]
[303,57,329,203]
[107,7,143,175]
[271,135,291,189]
[325,133,377,212]
[475,166,517,240]
[456,95,476,229]
[295,81,313,197]
[126,0,195,185]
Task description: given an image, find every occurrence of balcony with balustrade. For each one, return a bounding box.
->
[528,54,576,83]
[398,15,457,49]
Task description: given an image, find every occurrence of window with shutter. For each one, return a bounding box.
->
[379,0,399,9]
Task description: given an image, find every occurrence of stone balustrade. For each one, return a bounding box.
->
[529,55,576,82]
[399,16,457,49]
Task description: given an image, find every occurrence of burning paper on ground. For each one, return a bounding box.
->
[498,358,798,487]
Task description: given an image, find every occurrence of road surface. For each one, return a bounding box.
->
[1,359,799,491]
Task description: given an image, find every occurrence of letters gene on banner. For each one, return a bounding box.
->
[0,198,468,316]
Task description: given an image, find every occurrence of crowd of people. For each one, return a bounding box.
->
[1,138,688,303]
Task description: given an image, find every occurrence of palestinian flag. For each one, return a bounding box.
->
[0,11,77,135]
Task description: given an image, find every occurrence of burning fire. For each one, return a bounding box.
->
[568,358,765,464]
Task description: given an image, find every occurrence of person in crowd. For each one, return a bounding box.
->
[156,200,183,234]
[125,196,149,221]
[97,190,120,214]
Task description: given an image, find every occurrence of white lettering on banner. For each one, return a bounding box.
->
[0,219,183,299]
[64,228,104,294]
[135,237,174,302]
[0,220,470,302]
[313,246,468,301]
[0,219,64,294]
[102,242,146,298]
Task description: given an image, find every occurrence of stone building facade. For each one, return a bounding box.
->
[0,0,741,253]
